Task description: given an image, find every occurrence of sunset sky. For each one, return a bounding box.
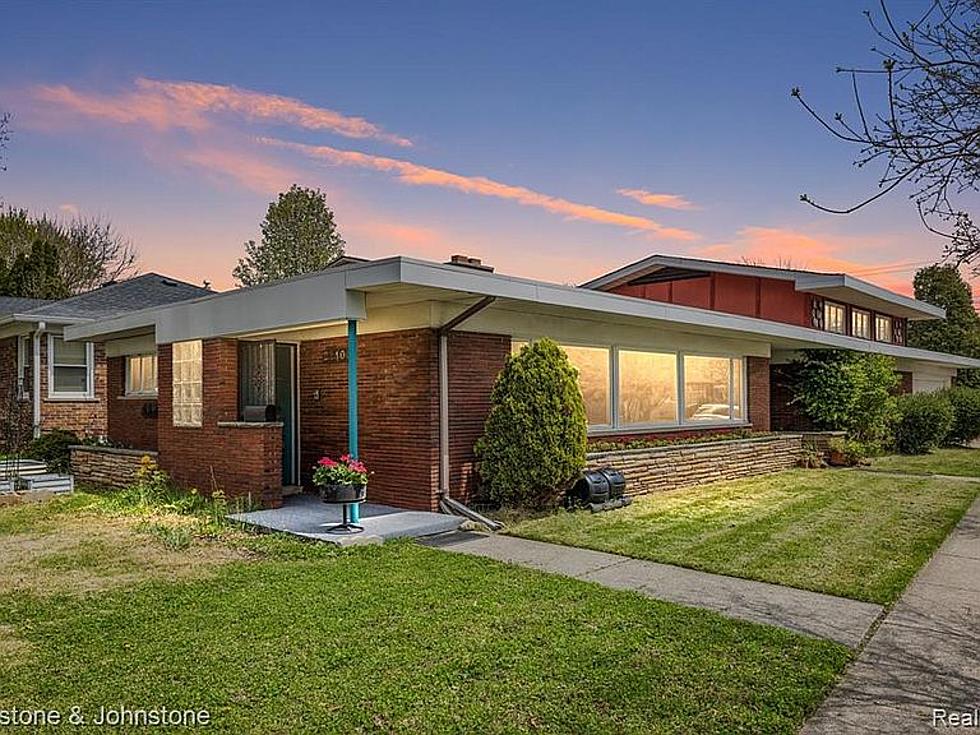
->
[0,0,958,292]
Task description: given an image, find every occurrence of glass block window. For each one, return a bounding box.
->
[172,340,203,427]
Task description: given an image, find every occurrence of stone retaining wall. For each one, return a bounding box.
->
[70,445,157,489]
[587,434,803,496]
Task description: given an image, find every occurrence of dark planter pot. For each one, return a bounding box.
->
[318,483,367,504]
[827,450,852,467]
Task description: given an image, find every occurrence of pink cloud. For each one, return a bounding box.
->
[618,188,698,211]
[31,78,411,145]
[170,145,302,195]
[262,138,699,241]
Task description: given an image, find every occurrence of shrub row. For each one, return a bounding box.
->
[891,386,980,455]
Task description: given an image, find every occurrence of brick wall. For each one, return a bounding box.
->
[587,434,803,496]
[38,337,107,438]
[0,337,32,449]
[746,356,770,431]
[70,445,158,488]
[106,356,158,450]
[769,363,817,432]
[157,340,283,507]
[447,331,510,503]
[299,329,441,510]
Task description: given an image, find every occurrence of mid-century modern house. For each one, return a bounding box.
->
[0,274,212,444]
[62,253,980,512]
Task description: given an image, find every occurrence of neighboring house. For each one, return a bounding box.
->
[63,254,980,512]
[0,274,212,447]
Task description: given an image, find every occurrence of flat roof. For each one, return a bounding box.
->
[581,254,946,321]
[64,256,980,370]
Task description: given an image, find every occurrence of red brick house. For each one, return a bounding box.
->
[0,274,211,447]
[64,254,980,511]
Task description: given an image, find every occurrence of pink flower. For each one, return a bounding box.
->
[340,454,351,462]
[318,457,338,467]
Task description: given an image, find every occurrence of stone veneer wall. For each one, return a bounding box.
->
[70,445,158,488]
[587,434,803,496]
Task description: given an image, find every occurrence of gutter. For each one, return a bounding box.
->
[32,322,45,439]
[435,296,503,531]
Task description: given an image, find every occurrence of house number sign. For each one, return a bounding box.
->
[323,347,348,363]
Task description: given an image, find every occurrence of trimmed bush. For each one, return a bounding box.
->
[943,386,980,444]
[892,393,954,455]
[475,338,587,509]
[27,428,79,473]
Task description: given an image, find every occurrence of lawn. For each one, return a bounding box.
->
[0,492,848,734]
[871,446,980,478]
[508,468,979,604]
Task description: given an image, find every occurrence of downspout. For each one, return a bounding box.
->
[31,322,45,439]
[435,297,503,531]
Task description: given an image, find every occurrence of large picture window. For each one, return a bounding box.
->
[618,350,677,426]
[561,344,611,427]
[125,354,158,396]
[511,340,747,431]
[172,340,203,427]
[48,335,93,398]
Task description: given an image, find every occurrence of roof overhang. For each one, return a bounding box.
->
[64,256,980,370]
[582,254,945,321]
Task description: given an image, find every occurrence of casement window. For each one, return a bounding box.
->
[172,340,202,427]
[512,340,746,431]
[47,335,94,399]
[823,302,847,335]
[851,309,871,339]
[125,353,158,396]
[875,314,893,343]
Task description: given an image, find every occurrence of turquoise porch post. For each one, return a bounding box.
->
[347,318,360,524]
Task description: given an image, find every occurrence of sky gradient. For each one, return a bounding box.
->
[0,0,958,293]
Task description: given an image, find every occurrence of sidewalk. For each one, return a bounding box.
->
[802,496,980,733]
[425,532,882,647]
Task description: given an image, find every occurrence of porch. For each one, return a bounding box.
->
[227,493,464,546]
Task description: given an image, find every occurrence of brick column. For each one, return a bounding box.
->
[746,356,771,432]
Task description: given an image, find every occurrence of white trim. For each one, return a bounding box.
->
[46,334,95,400]
[31,328,42,438]
[64,256,980,370]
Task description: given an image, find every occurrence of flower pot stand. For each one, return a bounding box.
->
[325,500,365,535]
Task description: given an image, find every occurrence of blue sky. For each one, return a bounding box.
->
[0,0,942,290]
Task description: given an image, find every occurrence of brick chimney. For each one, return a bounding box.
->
[445,254,494,273]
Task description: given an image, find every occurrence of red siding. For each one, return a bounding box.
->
[669,277,712,309]
[713,273,758,316]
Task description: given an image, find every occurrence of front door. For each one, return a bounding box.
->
[275,344,298,486]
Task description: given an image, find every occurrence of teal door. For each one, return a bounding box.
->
[275,344,298,485]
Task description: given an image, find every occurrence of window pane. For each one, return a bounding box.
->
[54,337,87,366]
[876,315,892,342]
[684,355,731,421]
[824,302,846,334]
[54,366,88,393]
[618,350,677,425]
[731,358,744,420]
[562,344,610,426]
[852,310,870,339]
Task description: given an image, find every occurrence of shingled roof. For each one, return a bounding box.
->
[3,274,212,322]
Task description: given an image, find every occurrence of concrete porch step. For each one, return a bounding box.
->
[0,459,49,478]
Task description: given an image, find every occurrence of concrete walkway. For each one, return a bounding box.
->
[802,496,980,734]
[424,532,882,647]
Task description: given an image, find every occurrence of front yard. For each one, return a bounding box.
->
[0,492,847,734]
[870,446,980,477]
[508,466,980,604]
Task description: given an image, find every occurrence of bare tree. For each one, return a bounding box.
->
[60,216,139,292]
[793,1,980,265]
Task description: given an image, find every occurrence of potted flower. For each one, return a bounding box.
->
[313,454,369,503]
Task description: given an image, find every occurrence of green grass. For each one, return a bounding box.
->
[0,497,849,734]
[871,446,980,478]
[509,469,978,604]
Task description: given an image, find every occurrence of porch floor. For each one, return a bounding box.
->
[227,493,464,546]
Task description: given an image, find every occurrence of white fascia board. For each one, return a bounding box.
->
[794,274,945,320]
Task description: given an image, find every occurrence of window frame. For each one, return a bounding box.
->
[172,339,203,428]
[511,338,749,434]
[16,335,30,400]
[46,334,95,400]
[874,314,893,343]
[823,301,847,335]
[851,308,871,339]
[125,353,158,397]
